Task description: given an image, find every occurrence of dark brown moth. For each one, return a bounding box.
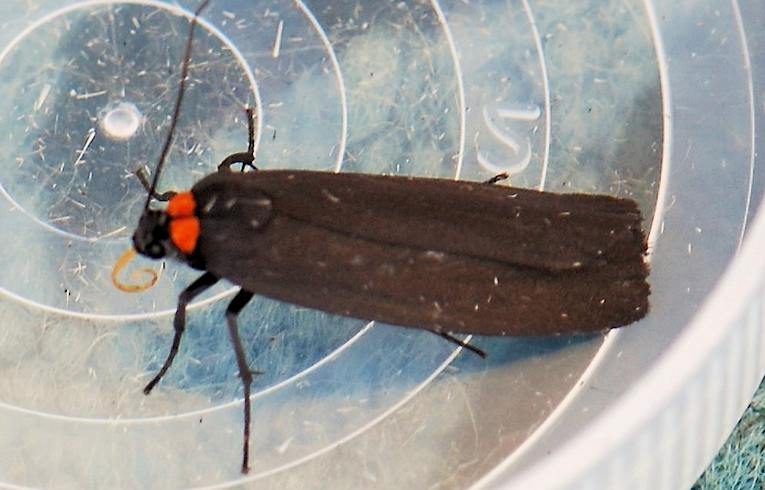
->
[183,169,649,337]
[116,0,650,474]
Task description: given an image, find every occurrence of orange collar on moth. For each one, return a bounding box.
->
[168,192,200,254]
[168,191,196,218]
[170,216,200,254]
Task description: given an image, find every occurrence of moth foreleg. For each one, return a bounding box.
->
[135,167,177,202]
[143,272,218,394]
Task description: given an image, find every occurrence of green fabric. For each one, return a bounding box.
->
[694,377,765,489]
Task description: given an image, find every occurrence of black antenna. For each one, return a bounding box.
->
[143,0,212,210]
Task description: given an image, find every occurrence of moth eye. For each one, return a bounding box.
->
[147,243,165,258]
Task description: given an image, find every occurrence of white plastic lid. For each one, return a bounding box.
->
[0,0,761,488]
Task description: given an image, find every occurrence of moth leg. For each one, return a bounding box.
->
[218,107,258,173]
[483,172,509,185]
[438,332,486,358]
[135,166,177,202]
[143,272,219,395]
[224,289,257,474]
[245,106,256,157]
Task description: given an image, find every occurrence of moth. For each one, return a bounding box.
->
[114,0,650,474]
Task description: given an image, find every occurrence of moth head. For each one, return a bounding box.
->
[133,209,173,259]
